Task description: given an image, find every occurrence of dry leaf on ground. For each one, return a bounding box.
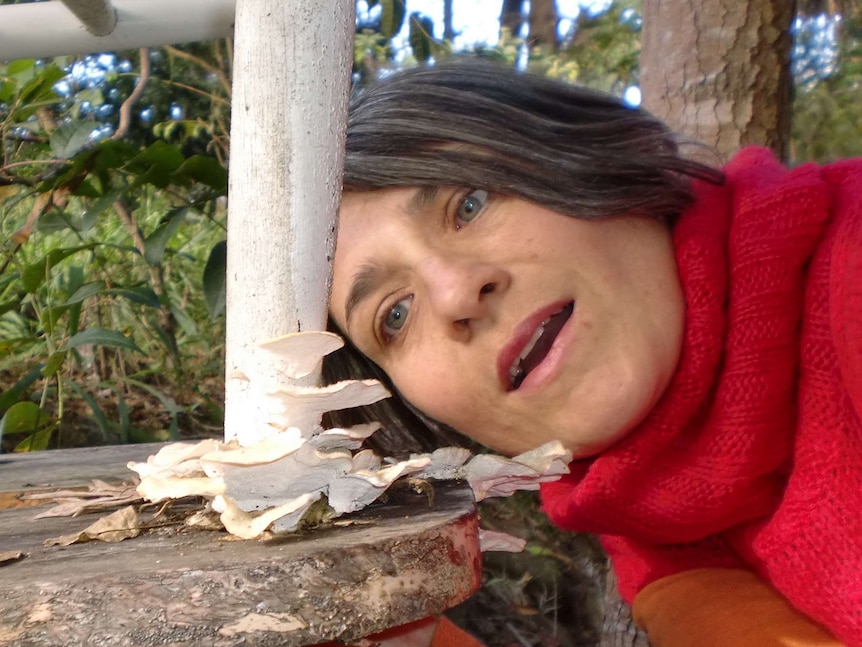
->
[478,529,528,553]
[26,479,143,519]
[0,550,25,566]
[44,505,141,546]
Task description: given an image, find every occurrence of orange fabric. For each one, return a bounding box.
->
[632,568,844,647]
[432,617,485,647]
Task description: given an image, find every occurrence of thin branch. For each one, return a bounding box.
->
[163,44,220,76]
[159,79,231,106]
[0,159,67,173]
[164,44,232,97]
[112,48,151,141]
[113,198,181,372]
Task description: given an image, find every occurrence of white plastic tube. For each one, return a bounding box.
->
[0,0,236,61]
[59,0,116,37]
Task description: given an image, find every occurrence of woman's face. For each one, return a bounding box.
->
[330,187,685,457]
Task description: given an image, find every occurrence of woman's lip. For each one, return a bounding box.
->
[498,300,574,391]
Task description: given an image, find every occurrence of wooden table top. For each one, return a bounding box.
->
[0,444,481,646]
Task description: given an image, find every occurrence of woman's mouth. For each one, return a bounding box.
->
[503,301,575,391]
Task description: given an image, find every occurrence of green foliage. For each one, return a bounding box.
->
[409,12,436,63]
[0,401,42,439]
[355,0,641,97]
[380,0,407,39]
[549,0,641,93]
[791,10,862,161]
[1,46,228,452]
[202,240,227,320]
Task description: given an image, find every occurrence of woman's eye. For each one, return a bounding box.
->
[456,189,489,226]
[381,295,413,341]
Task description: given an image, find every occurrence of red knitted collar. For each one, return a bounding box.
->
[541,148,832,543]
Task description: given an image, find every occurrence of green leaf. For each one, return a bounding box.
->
[130,142,187,188]
[104,286,161,308]
[42,280,105,334]
[35,208,78,233]
[409,13,435,62]
[7,59,34,77]
[50,120,97,159]
[0,365,43,412]
[22,244,95,293]
[0,299,19,317]
[65,281,107,306]
[80,191,121,232]
[380,0,407,38]
[202,240,226,320]
[14,427,55,452]
[116,390,130,443]
[63,328,144,354]
[174,155,227,192]
[0,80,14,102]
[72,178,101,198]
[0,337,39,357]
[0,401,42,437]
[92,139,138,174]
[169,302,198,336]
[144,208,187,265]
[40,303,66,335]
[41,351,67,378]
[134,141,185,172]
[15,65,64,116]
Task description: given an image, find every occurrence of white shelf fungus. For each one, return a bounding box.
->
[128,330,573,546]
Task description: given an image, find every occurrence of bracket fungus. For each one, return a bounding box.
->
[128,331,573,542]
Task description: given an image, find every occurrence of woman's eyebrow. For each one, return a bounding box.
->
[342,187,442,332]
[406,186,440,216]
[344,261,386,331]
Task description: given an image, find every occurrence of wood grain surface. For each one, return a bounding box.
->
[0,444,481,646]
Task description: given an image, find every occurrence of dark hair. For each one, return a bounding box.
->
[343,58,724,222]
[325,58,724,454]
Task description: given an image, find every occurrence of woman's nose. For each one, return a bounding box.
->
[418,254,509,331]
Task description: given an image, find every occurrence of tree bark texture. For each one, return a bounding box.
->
[499,0,523,39]
[640,0,795,160]
[443,0,455,41]
[528,0,559,48]
[600,571,652,647]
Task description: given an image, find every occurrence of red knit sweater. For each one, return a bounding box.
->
[541,148,862,645]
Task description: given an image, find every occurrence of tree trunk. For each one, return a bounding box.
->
[600,571,652,646]
[443,0,455,42]
[499,0,523,40]
[640,0,795,160]
[224,0,354,445]
[528,0,559,49]
[607,1,796,643]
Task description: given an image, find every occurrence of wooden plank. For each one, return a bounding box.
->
[0,446,481,646]
[0,443,162,493]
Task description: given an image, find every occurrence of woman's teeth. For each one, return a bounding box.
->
[508,301,575,390]
[509,317,551,387]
